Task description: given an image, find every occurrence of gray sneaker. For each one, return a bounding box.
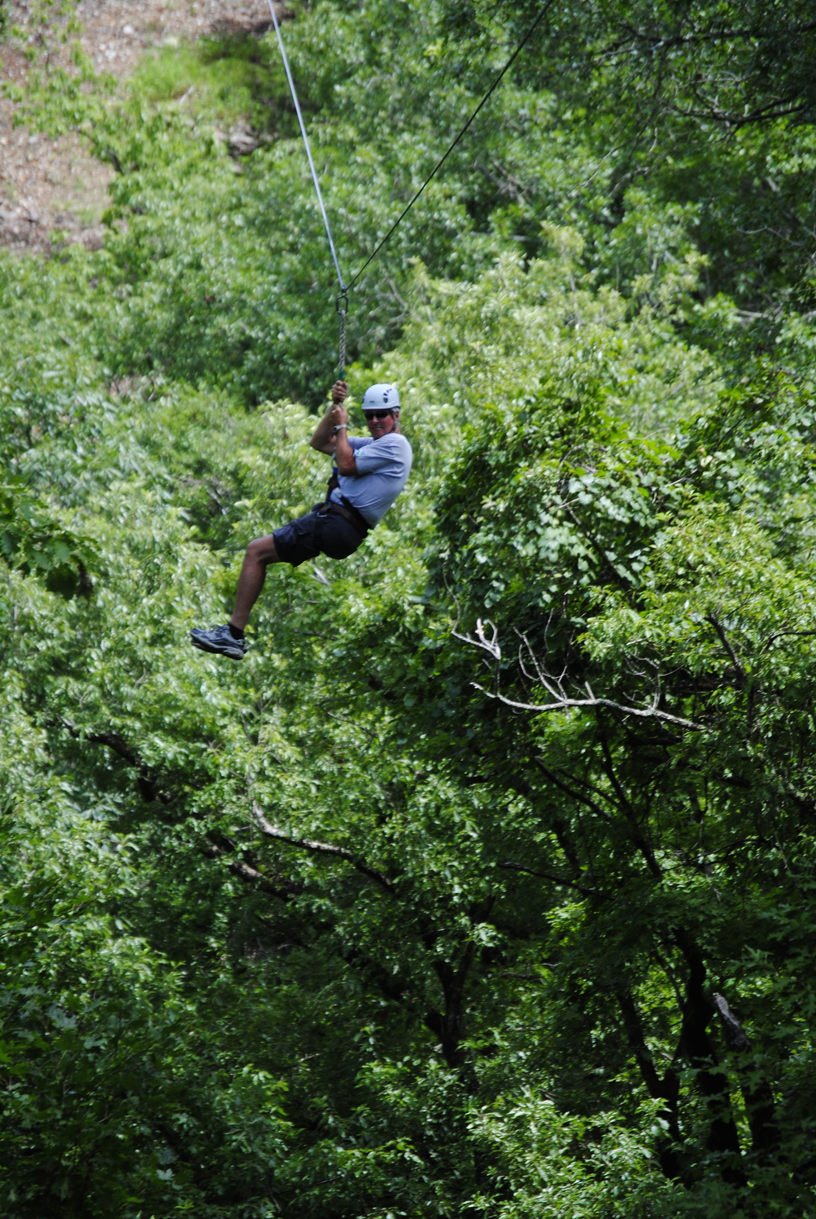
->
[190,624,247,660]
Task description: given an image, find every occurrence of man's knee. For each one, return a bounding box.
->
[246,534,279,565]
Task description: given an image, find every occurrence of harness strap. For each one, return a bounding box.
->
[330,498,369,538]
[325,468,340,504]
[323,470,370,538]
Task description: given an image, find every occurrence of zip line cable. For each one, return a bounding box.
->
[346,0,557,290]
[266,0,555,374]
[265,0,350,376]
[265,0,346,292]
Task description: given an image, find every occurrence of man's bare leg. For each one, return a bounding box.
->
[230,534,279,631]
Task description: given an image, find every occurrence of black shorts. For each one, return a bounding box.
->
[272,505,364,567]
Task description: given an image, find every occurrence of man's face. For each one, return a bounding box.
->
[364,410,397,440]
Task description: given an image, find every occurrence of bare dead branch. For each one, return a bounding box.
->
[713,993,751,1050]
[470,682,704,730]
[453,619,702,731]
[516,627,567,694]
[251,801,394,893]
[451,618,502,661]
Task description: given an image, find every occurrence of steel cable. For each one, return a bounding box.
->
[266,0,555,374]
[346,0,556,289]
[265,0,347,294]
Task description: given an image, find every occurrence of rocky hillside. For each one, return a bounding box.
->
[0,0,272,250]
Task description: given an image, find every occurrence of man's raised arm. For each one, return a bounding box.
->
[310,381,349,454]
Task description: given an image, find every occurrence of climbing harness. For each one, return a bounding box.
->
[319,469,370,539]
[265,0,555,375]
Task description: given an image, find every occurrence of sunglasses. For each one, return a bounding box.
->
[364,410,394,421]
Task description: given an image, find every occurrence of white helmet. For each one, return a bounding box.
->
[362,383,400,413]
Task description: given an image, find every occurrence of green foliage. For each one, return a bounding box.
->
[2,0,115,136]
[0,480,95,595]
[129,31,294,135]
[3,0,816,1214]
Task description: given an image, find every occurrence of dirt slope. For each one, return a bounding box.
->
[0,0,273,251]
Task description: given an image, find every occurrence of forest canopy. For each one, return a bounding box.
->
[1,0,816,1215]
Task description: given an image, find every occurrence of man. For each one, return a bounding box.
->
[190,380,412,660]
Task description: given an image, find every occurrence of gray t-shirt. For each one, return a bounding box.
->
[332,433,413,525]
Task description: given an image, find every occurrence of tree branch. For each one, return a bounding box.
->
[705,613,746,687]
[498,859,597,896]
[202,840,302,902]
[534,758,614,824]
[673,928,745,1180]
[713,993,778,1156]
[470,683,704,730]
[617,19,816,50]
[617,989,682,1179]
[251,801,394,893]
[61,719,171,805]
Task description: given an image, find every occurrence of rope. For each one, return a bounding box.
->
[346,0,556,290]
[265,0,346,295]
[266,0,553,375]
[336,291,348,380]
